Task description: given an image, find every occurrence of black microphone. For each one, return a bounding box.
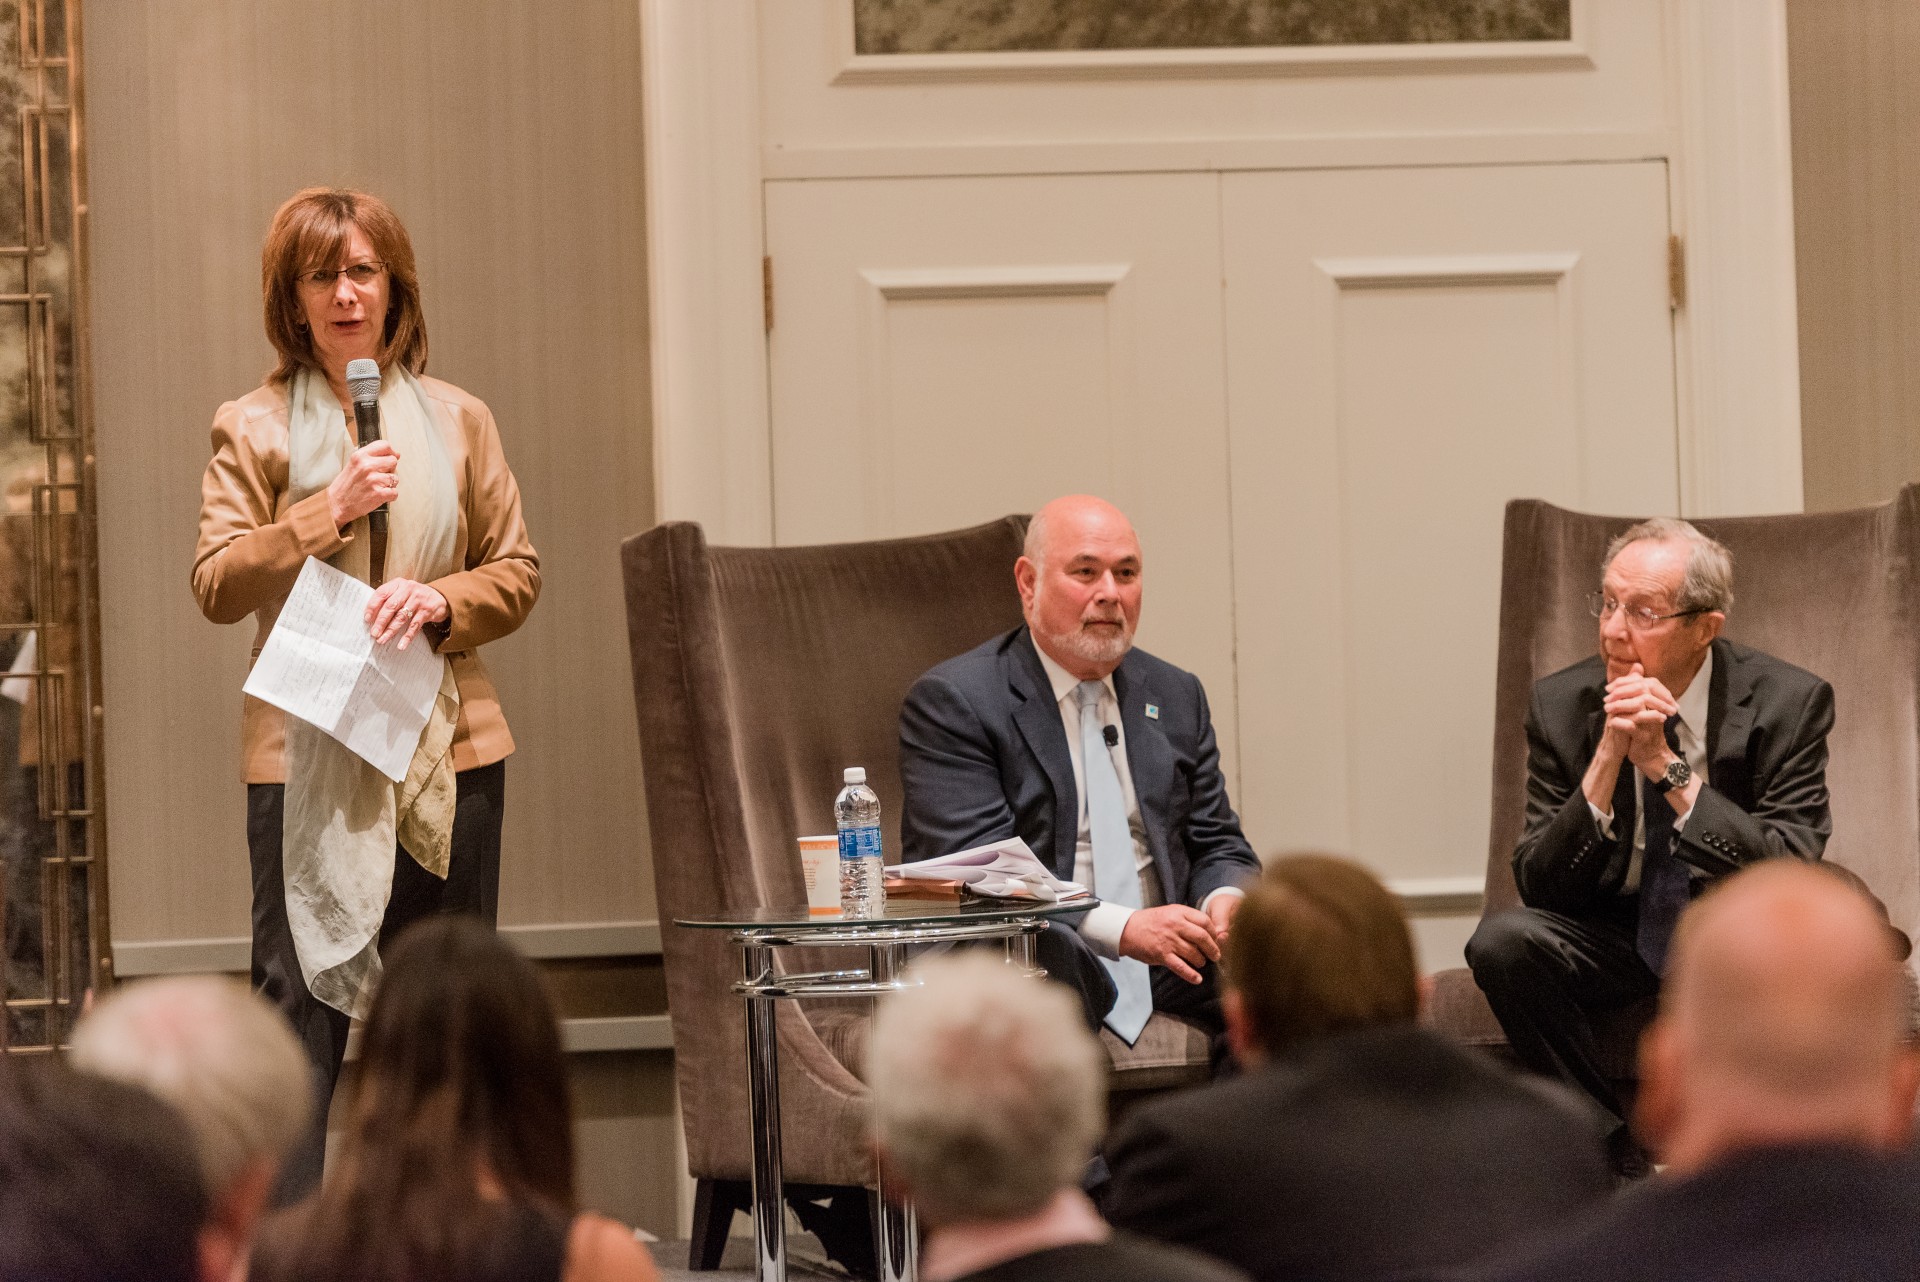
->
[344,358,389,583]
[344,357,383,463]
[1103,724,1119,749]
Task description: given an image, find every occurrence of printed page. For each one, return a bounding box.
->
[242,558,443,781]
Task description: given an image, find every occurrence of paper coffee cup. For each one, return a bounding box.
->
[798,835,840,915]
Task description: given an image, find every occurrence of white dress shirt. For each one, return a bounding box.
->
[1589,648,1713,892]
[1031,640,1242,959]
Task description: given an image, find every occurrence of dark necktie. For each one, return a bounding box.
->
[1636,715,1686,974]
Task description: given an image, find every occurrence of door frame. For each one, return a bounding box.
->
[640,0,1805,542]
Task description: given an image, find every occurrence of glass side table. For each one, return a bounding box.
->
[676,897,1096,1282]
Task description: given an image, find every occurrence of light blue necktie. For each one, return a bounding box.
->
[1076,680,1152,1043]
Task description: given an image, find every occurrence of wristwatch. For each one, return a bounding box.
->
[1653,757,1693,795]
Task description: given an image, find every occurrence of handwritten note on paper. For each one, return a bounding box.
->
[242,558,444,782]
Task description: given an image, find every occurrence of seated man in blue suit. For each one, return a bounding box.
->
[899,495,1260,1047]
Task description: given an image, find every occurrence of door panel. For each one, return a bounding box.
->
[765,173,1241,783]
[1224,162,1677,881]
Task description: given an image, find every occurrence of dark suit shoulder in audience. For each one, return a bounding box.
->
[1467,1141,1920,1282]
[954,1232,1250,1282]
[1104,1024,1610,1282]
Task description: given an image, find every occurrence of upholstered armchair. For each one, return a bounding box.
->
[622,514,1217,1270]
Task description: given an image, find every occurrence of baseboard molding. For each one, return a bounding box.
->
[110,919,664,978]
[109,935,250,977]
[563,1014,676,1053]
[1387,876,1485,917]
[114,887,1480,975]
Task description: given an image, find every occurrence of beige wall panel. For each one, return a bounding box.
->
[89,0,653,946]
[1785,0,1920,511]
[1224,162,1677,887]
[764,173,1242,794]
[874,293,1115,529]
[572,1050,681,1235]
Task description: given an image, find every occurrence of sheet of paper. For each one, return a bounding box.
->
[242,558,443,782]
[896,836,1090,902]
[0,628,35,705]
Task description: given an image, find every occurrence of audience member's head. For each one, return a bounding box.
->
[1222,853,1419,1065]
[0,1055,210,1282]
[71,974,309,1267]
[1017,495,1143,681]
[1811,860,1914,964]
[867,951,1105,1227]
[1636,859,1920,1172]
[252,917,578,1282]
[352,914,575,1198]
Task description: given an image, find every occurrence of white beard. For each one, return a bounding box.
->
[1042,619,1133,669]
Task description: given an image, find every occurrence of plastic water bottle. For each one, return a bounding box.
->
[835,766,885,918]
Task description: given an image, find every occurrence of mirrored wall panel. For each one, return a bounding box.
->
[0,0,101,1053]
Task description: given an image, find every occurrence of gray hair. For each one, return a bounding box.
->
[866,953,1104,1225]
[1021,509,1051,571]
[1601,517,1735,614]
[70,976,311,1196]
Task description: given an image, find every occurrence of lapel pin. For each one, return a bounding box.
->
[1145,703,1160,720]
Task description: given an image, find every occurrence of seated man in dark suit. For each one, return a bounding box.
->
[1468,860,1920,1282]
[1104,855,1609,1282]
[1467,517,1833,1167]
[899,495,1260,1045]
[867,952,1247,1282]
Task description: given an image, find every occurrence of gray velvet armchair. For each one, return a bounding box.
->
[620,516,1029,1269]
[621,515,1217,1269]
[1427,489,1920,1074]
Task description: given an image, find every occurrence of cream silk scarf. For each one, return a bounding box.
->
[282,366,462,1018]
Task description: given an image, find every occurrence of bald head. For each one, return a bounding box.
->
[1023,495,1135,571]
[1640,861,1918,1171]
[1017,495,1143,680]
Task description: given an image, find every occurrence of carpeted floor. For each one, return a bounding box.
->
[650,1236,848,1282]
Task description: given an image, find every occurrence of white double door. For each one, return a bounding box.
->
[765,162,1677,889]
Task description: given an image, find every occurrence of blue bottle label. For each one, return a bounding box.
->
[838,825,882,861]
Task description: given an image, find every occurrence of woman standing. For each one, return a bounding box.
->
[193,187,539,1196]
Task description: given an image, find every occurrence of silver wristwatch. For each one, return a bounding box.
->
[1653,757,1692,794]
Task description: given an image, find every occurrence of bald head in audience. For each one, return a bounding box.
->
[1636,860,1920,1173]
[71,976,310,1280]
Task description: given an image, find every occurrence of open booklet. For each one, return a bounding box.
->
[892,837,1091,903]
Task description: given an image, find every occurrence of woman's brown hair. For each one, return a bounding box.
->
[254,917,575,1282]
[1224,853,1420,1057]
[260,186,429,385]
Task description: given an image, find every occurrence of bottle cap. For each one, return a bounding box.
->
[844,766,866,784]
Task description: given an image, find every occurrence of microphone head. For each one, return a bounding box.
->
[344,359,381,406]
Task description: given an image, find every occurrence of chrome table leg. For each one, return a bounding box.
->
[744,942,786,1282]
[871,940,918,1282]
[1011,923,1037,974]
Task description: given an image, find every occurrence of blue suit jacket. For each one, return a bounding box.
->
[898,626,1259,909]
